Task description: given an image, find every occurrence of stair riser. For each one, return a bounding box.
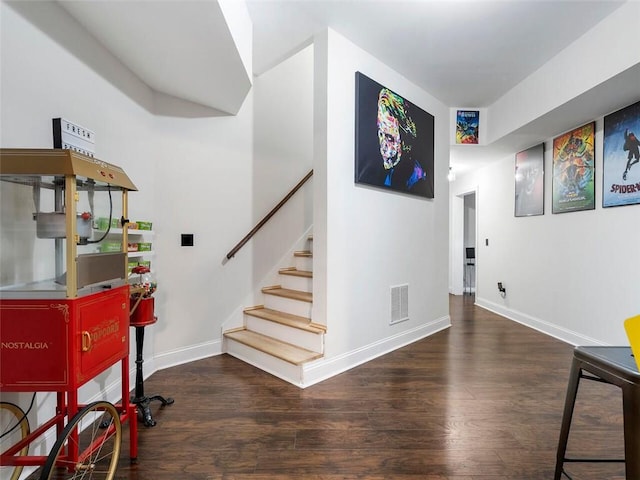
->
[295,256,313,271]
[263,294,312,318]
[245,316,323,353]
[279,275,312,292]
[225,338,302,385]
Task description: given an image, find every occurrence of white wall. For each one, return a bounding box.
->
[448,1,640,347]
[1,0,315,364]
[149,95,255,362]
[451,115,640,346]
[250,45,314,296]
[489,1,640,144]
[0,0,158,462]
[307,29,450,383]
[0,2,317,466]
[211,44,316,334]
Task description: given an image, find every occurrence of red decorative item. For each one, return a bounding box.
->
[129,264,157,326]
[131,265,149,275]
[130,296,156,327]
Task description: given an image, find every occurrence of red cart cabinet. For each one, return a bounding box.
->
[0,149,139,468]
[0,285,130,391]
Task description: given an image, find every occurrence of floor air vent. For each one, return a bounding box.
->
[390,284,409,324]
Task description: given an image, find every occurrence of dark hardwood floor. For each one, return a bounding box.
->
[65,295,635,478]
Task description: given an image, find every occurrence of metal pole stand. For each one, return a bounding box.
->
[131,322,174,427]
[129,295,174,427]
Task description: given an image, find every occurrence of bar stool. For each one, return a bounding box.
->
[464,247,475,295]
[555,346,640,479]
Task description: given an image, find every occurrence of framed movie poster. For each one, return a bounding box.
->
[456,110,479,144]
[552,122,595,214]
[603,100,640,208]
[515,143,544,217]
[354,72,434,199]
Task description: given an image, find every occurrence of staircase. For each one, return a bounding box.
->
[223,236,325,386]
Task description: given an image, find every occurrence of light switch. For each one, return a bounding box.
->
[181,234,194,247]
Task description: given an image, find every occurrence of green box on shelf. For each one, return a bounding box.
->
[99,242,121,253]
[138,242,152,252]
[136,221,152,231]
[96,217,120,231]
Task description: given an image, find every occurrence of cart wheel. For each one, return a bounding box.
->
[1,401,30,480]
[40,401,121,480]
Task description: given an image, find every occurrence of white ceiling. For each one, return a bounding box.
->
[58,0,252,115]
[53,0,630,173]
[246,0,628,173]
[247,0,624,108]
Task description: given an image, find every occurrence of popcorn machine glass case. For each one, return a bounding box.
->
[0,148,138,392]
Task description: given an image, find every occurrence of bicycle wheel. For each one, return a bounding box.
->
[40,401,121,480]
[1,401,30,480]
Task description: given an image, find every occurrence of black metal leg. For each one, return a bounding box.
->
[622,385,640,479]
[131,325,174,427]
[555,358,582,480]
[134,325,146,399]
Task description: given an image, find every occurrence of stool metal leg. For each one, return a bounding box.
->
[555,358,582,480]
[622,384,640,479]
[463,265,467,295]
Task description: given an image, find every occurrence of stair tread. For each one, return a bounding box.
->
[244,306,325,333]
[262,286,312,303]
[294,250,312,257]
[279,267,312,278]
[225,329,323,365]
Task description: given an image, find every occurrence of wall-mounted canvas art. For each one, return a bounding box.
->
[456,110,479,144]
[515,143,544,217]
[603,100,640,208]
[552,122,595,214]
[354,72,434,199]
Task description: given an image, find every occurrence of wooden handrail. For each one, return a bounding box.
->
[226,169,313,260]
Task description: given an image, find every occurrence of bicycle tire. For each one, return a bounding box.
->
[39,401,121,480]
[0,401,30,480]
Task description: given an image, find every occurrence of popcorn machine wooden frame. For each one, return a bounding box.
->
[0,148,138,478]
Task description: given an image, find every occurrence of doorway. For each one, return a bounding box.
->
[451,189,477,296]
[463,193,476,294]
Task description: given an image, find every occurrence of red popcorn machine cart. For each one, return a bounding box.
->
[0,149,138,479]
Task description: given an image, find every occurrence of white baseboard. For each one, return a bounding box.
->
[474,297,606,347]
[131,316,450,389]
[301,315,451,388]
[153,338,223,372]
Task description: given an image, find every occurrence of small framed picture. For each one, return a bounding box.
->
[456,110,479,144]
[515,143,544,217]
[552,122,595,214]
[603,100,640,208]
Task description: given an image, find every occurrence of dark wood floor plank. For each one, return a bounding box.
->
[27,294,628,479]
[110,294,626,479]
